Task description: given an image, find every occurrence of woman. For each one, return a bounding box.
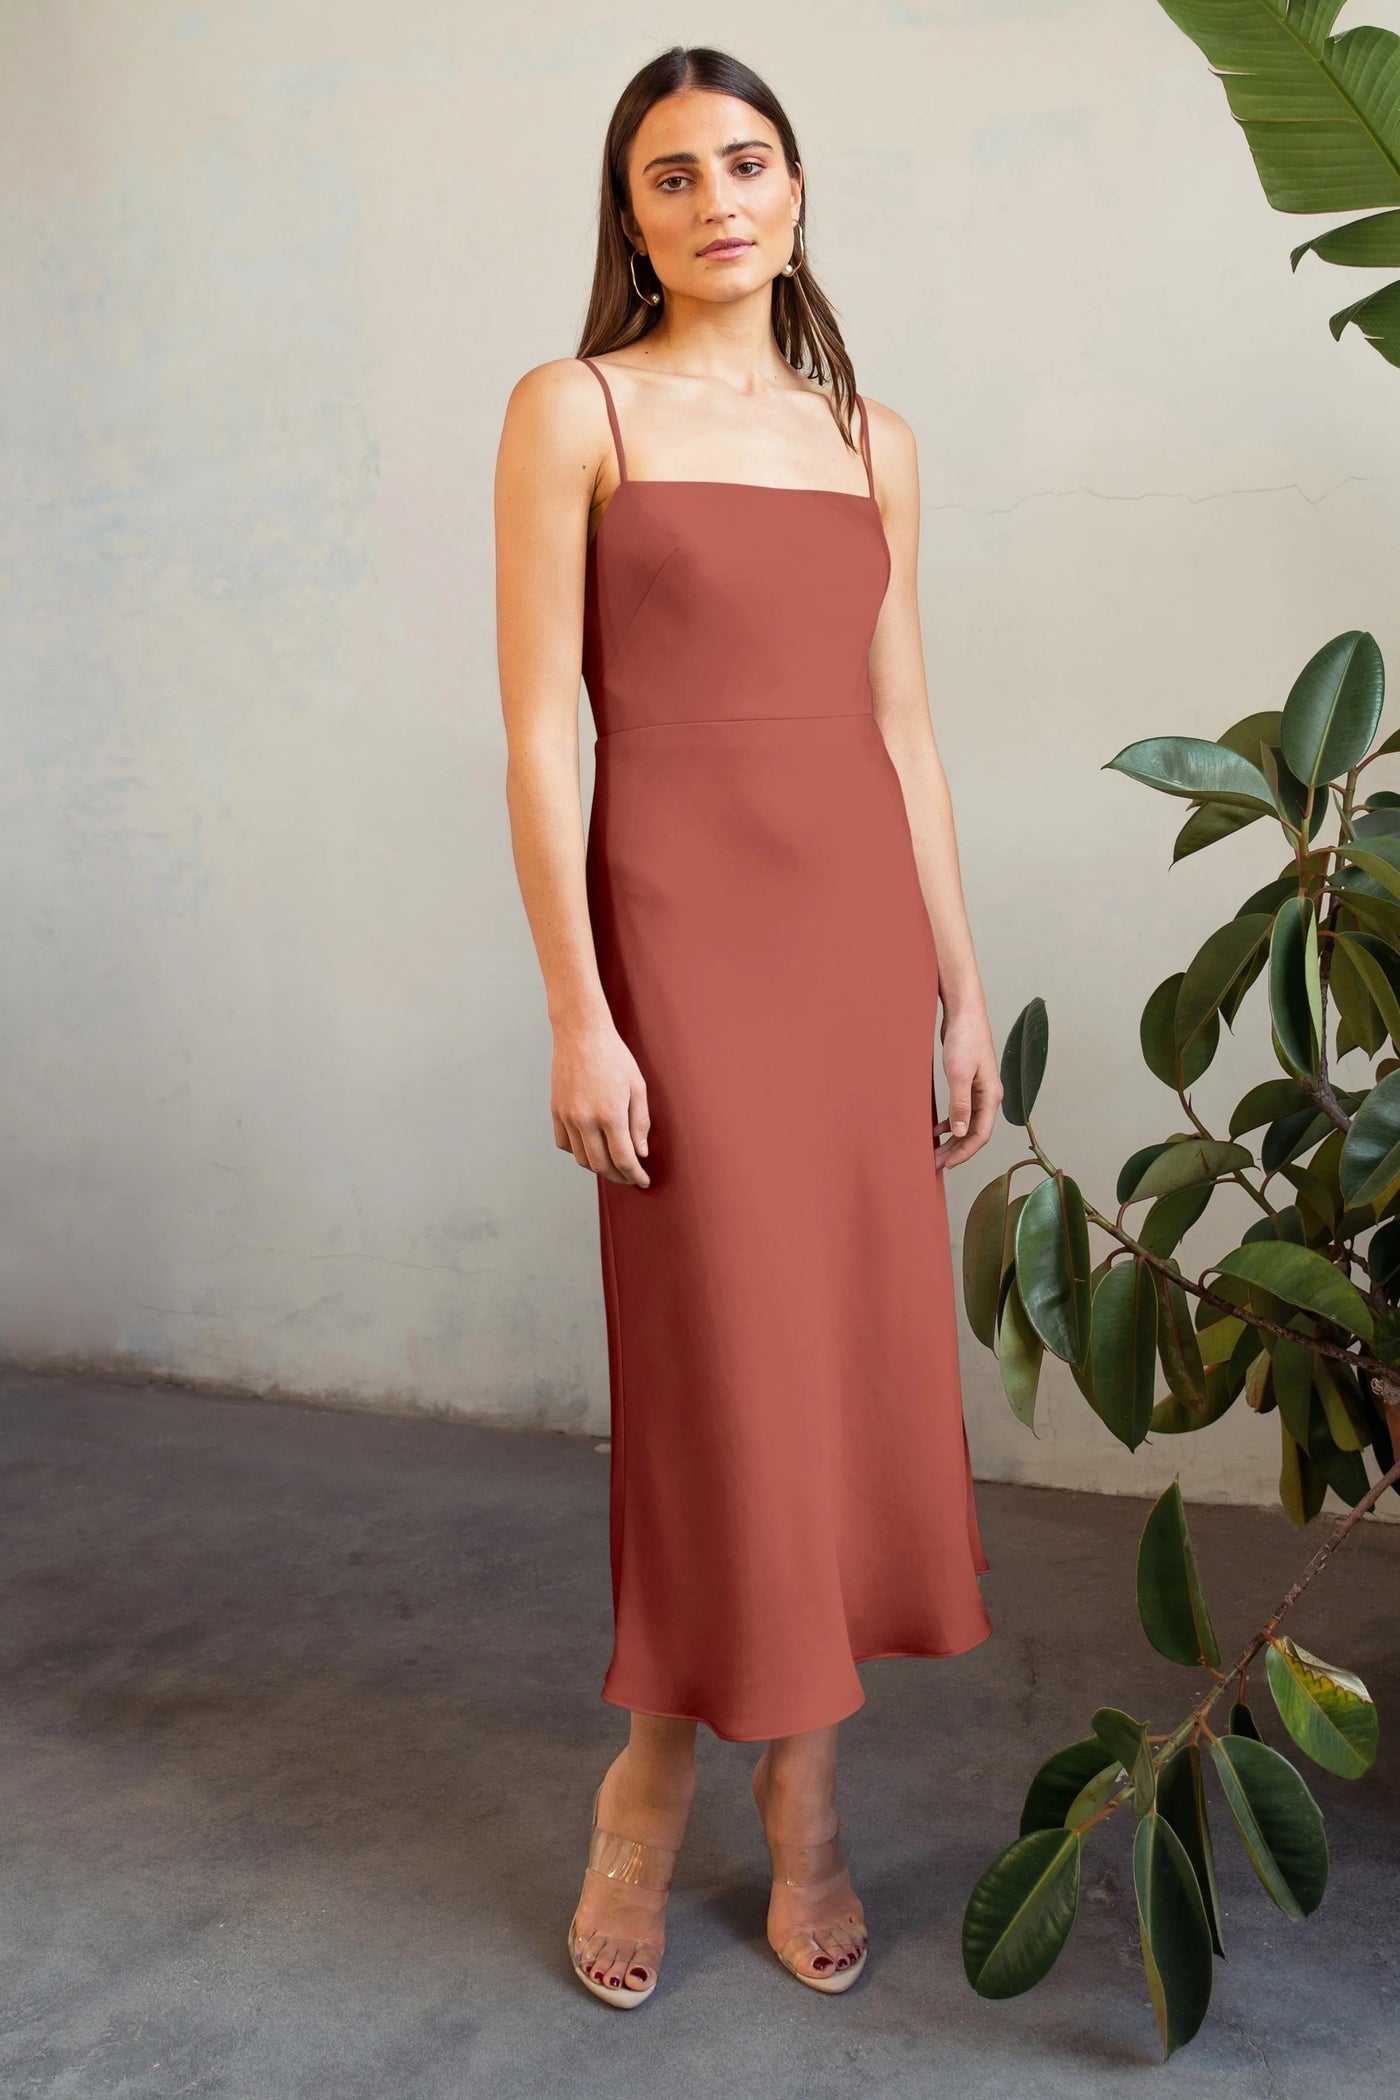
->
[495,45,1001,2008]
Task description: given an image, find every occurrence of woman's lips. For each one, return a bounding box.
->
[698,240,753,257]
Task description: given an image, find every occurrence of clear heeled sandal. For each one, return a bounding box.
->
[566,1780,680,2009]
[764,1821,870,1992]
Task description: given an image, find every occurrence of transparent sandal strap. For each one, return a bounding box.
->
[587,1824,678,1889]
[766,1826,846,1887]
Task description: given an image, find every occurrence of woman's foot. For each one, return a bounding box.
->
[751,1745,868,1984]
[570,1741,696,1997]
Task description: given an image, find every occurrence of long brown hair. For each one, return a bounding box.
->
[576,46,861,451]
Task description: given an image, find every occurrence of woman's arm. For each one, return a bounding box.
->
[494,358,651,1188]
[863,399,1003,1169]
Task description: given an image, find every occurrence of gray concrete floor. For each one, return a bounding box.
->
[1,1367,1396,2100]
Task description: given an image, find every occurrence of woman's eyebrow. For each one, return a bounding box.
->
[640,137,775,174]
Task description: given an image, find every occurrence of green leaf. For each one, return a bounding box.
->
[1330,277,1400,364]
[1178,915,1273,1049]
[1265,1636,1379,1780]
[1138,1181,1215,1258]
[1271,1335,1316,1447]
[964,1173,1013,1350]
[1104,735,1274,810]
[1014,1173,1094,1367]
[1280,1421,1328,1528]
[1089,1259,1158,1451]
[1092,1707,1156,1818]
[1152,2,1400,217]
[961,1827,1083,1998]
[1230,1077,1315,1137]
[1335,932,1400,1048]
[1150,1360,1240,1435]
[1065,1759,1129,1830]
[1280,632,1386,788]
[1158,1743,1226,1961]
[1001,1000,1048,1127]
[1337,833,1400,905]
[996,1271,1043,1431]
[1230,1699,1263,1742]
[1124,1137,1253,1202]
[1141,973,1219,1091]
[1137,1478,1222,1669]
[1133,1807,1215,2060]
[1019,1737,1122,1837]
[1154,1264,1210,1412]
[1340,1068,1400,1208]
[1208,1735,1329,1922]
[1293,207,1400,269]
[1269,896,1322,1082]
[1215,1241,1373,1343]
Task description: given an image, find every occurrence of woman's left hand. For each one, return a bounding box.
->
[935,1005,1003,1169]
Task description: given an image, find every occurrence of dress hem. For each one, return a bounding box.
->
[599,1617,995,1743]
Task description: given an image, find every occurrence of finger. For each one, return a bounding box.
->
[943,1082,973,1142]
[563,1118,594,1172]
[578,1118,629,1185]
[552,1110,572,1152]
[603,1114,650,1188]
[630,1087,650,1161]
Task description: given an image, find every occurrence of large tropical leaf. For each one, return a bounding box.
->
[1019,1737,1123,1836]
[1158,1742,1227,1957]
[1339,1066,1400,1205]
[1214,1239,1374,1340]
[1153,0,1400,365]
[1105,735,1274,809]
[1001,1000,1048,1127]
[1268,895,1323,1080]
[1280,631,1385,787]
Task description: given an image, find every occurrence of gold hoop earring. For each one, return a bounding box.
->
[629,247,662,306]
[780,222,805,277]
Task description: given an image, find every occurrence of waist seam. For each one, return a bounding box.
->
[595,707,875,739]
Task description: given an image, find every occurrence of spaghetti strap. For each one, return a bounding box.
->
[855,393,876,500]
[579,356,629,483]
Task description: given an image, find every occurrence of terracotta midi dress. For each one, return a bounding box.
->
[578,355,992,1742]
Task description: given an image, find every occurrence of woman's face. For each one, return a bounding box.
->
[621,90,801,305]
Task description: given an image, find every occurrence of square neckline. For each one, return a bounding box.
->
[578,356,881,555]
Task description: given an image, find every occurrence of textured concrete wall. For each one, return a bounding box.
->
[4,0,1399,1519]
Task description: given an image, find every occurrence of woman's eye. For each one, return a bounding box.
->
[657,173,690,191]
[734,159,765,176]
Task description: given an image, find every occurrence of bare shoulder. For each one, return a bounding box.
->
[858,395,917,478]
[500,355,609,459]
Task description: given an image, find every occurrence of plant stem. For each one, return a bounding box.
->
[1076,1451,1400,1833]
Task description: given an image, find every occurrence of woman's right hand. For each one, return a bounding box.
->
[551,1018,652,1187]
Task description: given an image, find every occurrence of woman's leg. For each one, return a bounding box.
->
[752,1723,867,1978]
[570,1713,698,1990]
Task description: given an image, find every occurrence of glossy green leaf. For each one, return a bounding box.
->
[996,1271,1043,1431]
[1280,1421,1328,1528]
[1001,1000,1048,1127]
[1230,1077,1315,1138]
[1133,1807,1215,2060]
[1140,973,1219,1091]
[1268,896,1322,1082]
[1064,1760,1129,1830]
[1215,1241,1373,1343]
[1293,208,1400,269]
[1329,280,1400,364]
[1280,632,1386,788]
[1019,1737,1121,1837]
[1229,1700,1263,1742]
[1123,1138,1253,1203]
[1137,1478,1221,1669]
[1093,1707,1156,1818]
[1157,1743,1225,1961]
[1178,915,1273,1050]
[1265,1636,1379,1780]
[1015,1173,1094,1367]
[1339,1068,1400,1208]
[1149,1361,1240,1435]
[1089,1259,1158,1452]
[962,1827,1083,1998]
[964,1173,1013,1350]
[1336,932,1400,1048]
[1154,1264,1209,1412]
[1337,833,1400,905]
[1271,1336,1316,1448]
[1104,735,1274,811]
[1137,1181,1215,1259]
[1208,1735,1329,1922]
